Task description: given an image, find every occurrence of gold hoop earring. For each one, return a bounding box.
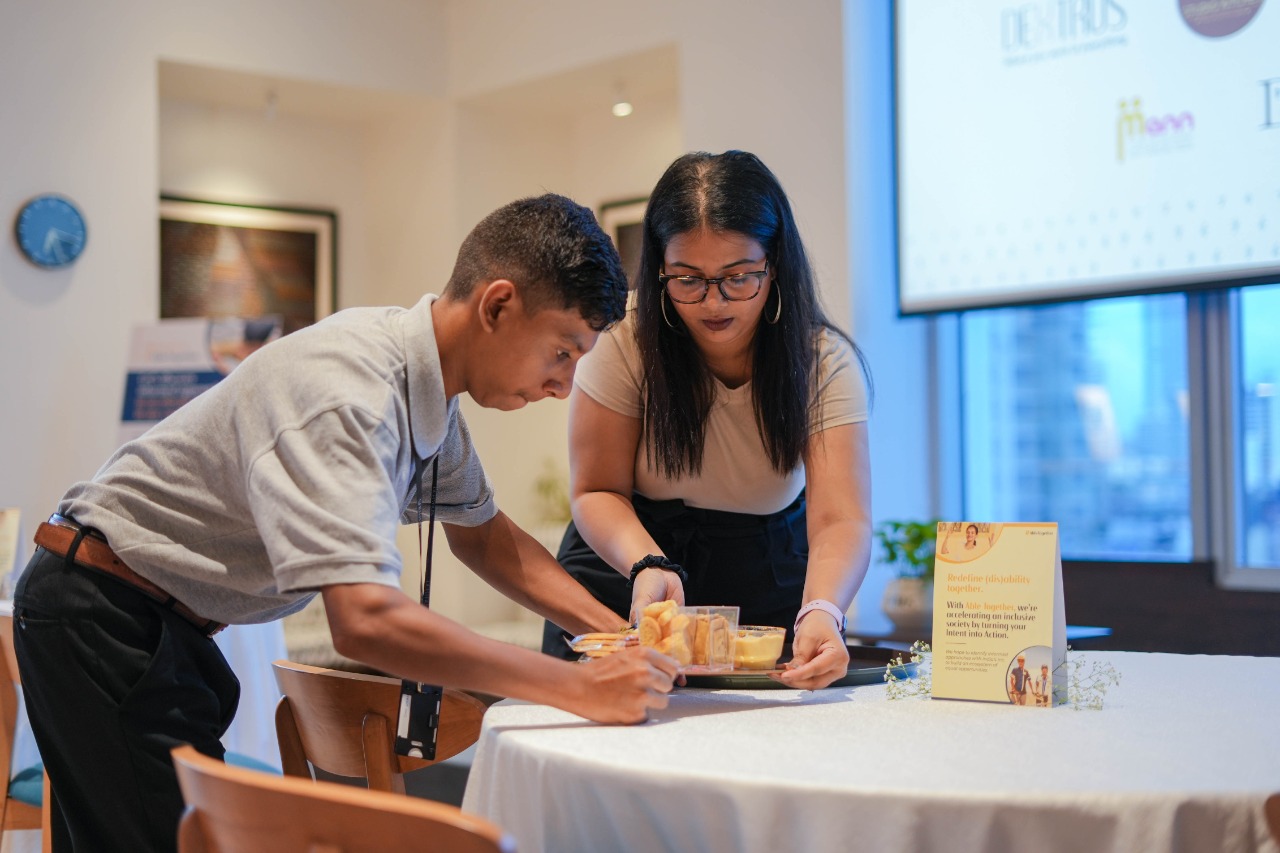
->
[766,287,782,325]
[661,291,676,329]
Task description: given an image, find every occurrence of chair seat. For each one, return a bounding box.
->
[8,762,42,807]
[224,751,280,775]
[4,755,273,809]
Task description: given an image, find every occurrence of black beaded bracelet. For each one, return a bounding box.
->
[627,554,688,589]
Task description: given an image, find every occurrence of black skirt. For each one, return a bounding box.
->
[541,492,808,660]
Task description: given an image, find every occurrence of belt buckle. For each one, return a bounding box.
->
[48,513,106,543]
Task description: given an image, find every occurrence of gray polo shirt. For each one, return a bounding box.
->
[59,294,495,624]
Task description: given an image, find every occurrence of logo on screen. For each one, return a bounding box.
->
[1002,0,1127,55]
[1264,78,1280,129]
[1116,98,1195,162]
[1180,0,1264,38]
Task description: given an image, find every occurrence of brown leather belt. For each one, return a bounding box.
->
[34,515,226,637]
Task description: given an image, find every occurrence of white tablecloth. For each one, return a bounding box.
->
[461,652,1280,853]
[213,621,288,768]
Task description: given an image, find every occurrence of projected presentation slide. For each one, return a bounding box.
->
[895,0,1280,314]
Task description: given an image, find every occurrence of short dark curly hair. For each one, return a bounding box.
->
[444,194,628,331]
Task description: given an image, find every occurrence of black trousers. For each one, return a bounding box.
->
[13,546,239,853]
[541,493,809,660]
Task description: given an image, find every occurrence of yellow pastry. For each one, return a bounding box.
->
[638,616,662,647]
[692,616,710,665]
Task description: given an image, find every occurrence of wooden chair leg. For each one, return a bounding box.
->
[275,697,311,780]
[41,770,51,853]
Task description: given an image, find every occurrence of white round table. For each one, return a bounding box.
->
[462,652,1280,853]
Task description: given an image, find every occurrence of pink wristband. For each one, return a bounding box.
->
[794,599,846,636]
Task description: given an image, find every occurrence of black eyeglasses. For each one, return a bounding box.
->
[658,260,769,304]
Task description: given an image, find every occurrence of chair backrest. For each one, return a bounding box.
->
[0,614,48,847]
[1265,793,1280,846]
[272,660,485,794]
[173,744,514,853]
[0,616,21,795]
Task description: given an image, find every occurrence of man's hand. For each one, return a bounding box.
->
[322,583,677,725]
[772,615,849,690]
[565,647,679,724]
[628,568,686,625]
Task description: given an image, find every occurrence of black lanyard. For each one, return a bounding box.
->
[416,456,439,607]
[393,456,443,759]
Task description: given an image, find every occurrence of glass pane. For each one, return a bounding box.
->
[960,294,1190,560]
[1237,283,1280,568]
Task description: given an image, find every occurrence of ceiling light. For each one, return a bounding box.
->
[611,80,632,117]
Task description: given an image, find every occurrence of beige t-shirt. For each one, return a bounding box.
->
[574,311,869,515]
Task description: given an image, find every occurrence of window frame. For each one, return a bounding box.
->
[1211,289,1280,589]
[938,287,1280,591]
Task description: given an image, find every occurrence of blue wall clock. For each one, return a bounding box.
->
[15,194,88,268]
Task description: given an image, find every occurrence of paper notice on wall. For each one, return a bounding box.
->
[119,316,282,445]
[930,522,1067,707]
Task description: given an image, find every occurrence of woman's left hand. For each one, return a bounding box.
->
[771,615,849,690]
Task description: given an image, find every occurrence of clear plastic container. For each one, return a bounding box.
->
[733,626,786,670]
[636,602,738,672]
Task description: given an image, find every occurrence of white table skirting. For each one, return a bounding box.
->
[213,620,288,768]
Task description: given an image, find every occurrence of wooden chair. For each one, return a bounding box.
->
[272,660,486,794]
[0,615,51,853]
[172,744,514,852]
[1265,793,1280,845]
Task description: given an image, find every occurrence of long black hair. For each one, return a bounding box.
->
[634,151,870,478]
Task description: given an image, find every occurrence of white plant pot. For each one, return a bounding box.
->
[882,577,935,632]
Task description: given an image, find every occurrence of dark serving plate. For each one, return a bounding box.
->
[681,643,919,690]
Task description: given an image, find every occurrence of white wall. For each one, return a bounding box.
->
[152,0,447,97]
[844,0,936,627]
[0,0,447,547]
[156,87,464,638]
[569,101,684,212]
[446,0,851,325]
[362,109,459,311]
[442,79,684,628]
[437,1,852,627]
[1,0,920,634]
[675,3,851,325]
[159,100,370,308]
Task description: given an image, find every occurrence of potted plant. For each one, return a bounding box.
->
[530,457,573,554]
[874,519,940,631]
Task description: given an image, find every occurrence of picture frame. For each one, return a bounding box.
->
[599,197,647,290]
[159,196,337,335]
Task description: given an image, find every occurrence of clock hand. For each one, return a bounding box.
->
[52,228,79,246]
[44,229,68,264]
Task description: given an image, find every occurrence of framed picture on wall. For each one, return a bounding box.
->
[599,197,647,290]
[159,196,337,335]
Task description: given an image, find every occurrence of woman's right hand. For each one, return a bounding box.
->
[565,646,679,724]
[629,568,686,625]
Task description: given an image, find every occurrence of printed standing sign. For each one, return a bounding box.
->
[930,522,1067,707]
[118,317,282,444]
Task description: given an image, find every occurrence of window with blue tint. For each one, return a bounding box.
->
[1237,283,1280,569]
[960,294,1190,560]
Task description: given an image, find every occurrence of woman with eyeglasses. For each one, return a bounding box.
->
[541,150,872,689]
